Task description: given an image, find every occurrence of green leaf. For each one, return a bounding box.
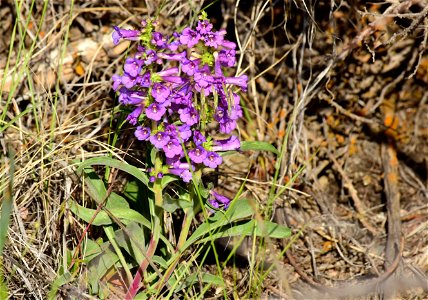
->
[183,198,255,250]
[0,153,14,255]
[69,201,151,229]
[254,220,291,239]
[161,174,178,189]
[87,244,119,294]
[82,239,103,263]
[77,157,149,187]
[162,193,193,213]
[47,272,74,300]
[197,219,291,244]
[107,193,129,209]
[115,222,146,265]
[240,141,279,155]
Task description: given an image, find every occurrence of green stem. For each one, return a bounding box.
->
[154,206,194,294]
[125,155,164,299]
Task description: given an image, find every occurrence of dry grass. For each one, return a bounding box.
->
[0,0,427,299]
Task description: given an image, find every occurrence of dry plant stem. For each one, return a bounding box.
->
[381,141,402,298]
[68,169,118,271]
[327,153,379,235]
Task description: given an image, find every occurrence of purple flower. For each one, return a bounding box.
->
[211,136,240,151]
[157,67,179,77]
[221,40,236,49]
[150,131,170,149]
[144,49,157,65]
[194,65,214,88]
[152,83,170,103]
[193,131,206,146]
[203,152,222,168]
[181,59,200,76]
[126,106,143,125]
[166,155,182,167]
[112,26,140,45]
[177,124,192,141]
[120,90,146,105]
[225,75,248,91]
[189,146,207,164]
[167,40,181,51]
[112,74,122,91]
[179,107,199,126]
[196,20,213,34]
[140,72,151,88]
[164,124,177,137]
[204,30,225,48]
[146,103,166,121]
[219,119,237,134]
[124,57,143,77]
[209,190,231,209]
[151,31,167,48]
[218,49,236,67]
[163,138,182,158]
[169,168,192,183]
[135,126,150,141]
[121,74,137,89]
[157,51,187,61]
[180,28,200,48]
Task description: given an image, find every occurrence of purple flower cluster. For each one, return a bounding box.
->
[112,18,246,190]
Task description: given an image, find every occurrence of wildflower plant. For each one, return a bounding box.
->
[69,13,290,299]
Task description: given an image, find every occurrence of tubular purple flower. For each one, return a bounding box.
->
[221,40,236,49]
[162,76,187,85]
[157,51,187,61]
[152,83,170,103]
[135,126,151,140]
[204,30,225,48]
[146,102,166,121]
[189,146,208,164]
[151,31,167,48]
[193,131,206,146]
[177,124,192,141]
[180,28,200,48]
[225,75,248,91]
[144,49,157,65]
[163,138,183,158]
[169,168,192,183]
[164,124,178,138]
[194,65,214,88]
[149,131,170,149]
[139,72,151,88]
[218,49,236,67]
[121,74,137,89]
[112,26,140,45]
[124,57,143,77]
[119,90,146,105]
[179,107,199,126]
[219,119,237,134]
[203,152,222,168]
[209,190,231,209]
[126,106,143,125]
[196,20,213,34]
[167,40,181,51]
[181,59,200,76]
[166,155,182,167]
[211,136,240,151]
[112,74,122,91]
[157,67,179,77]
